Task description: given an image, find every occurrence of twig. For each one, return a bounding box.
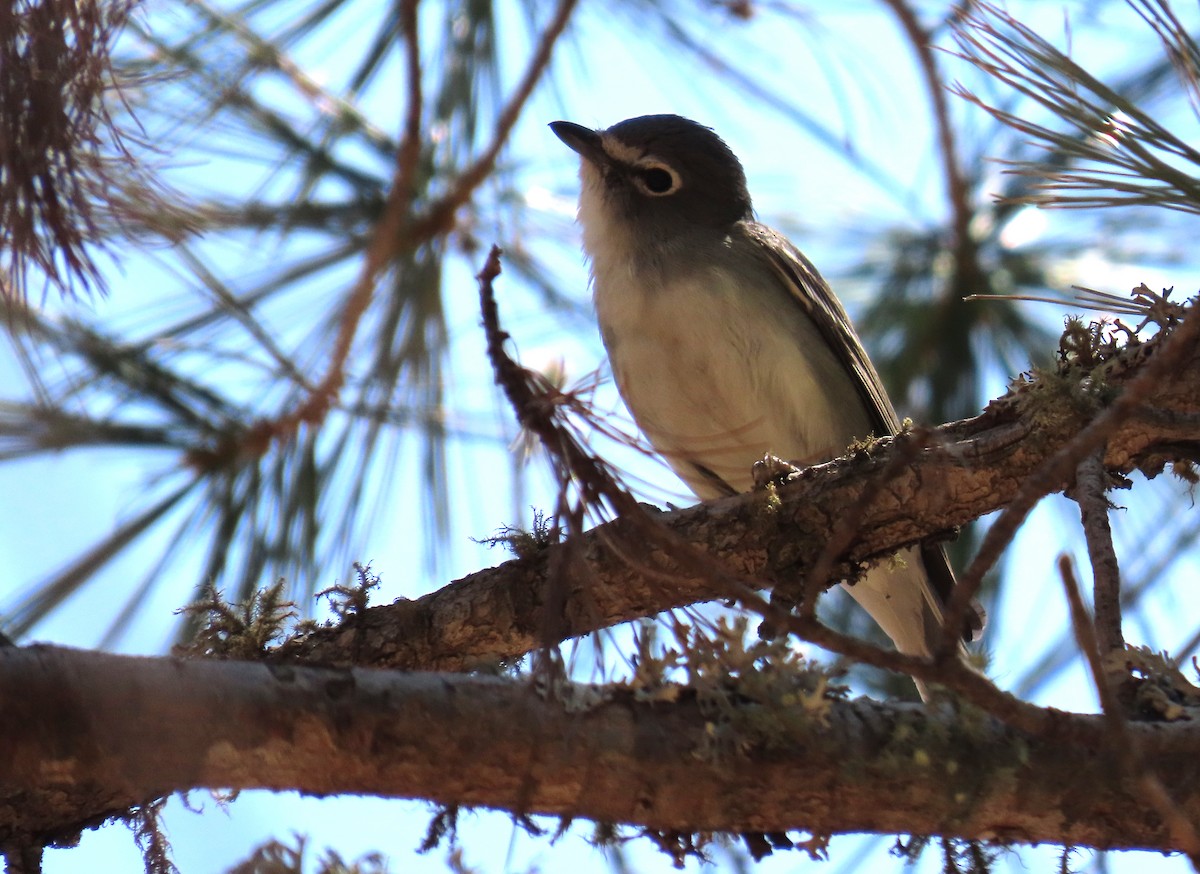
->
[784,609,1050,734]
[1059,554,1122,724]
[1059,555,1200,867]
[288,0,426,429]
[223,0,579,454]
[1072,451,1125,658]
[938,308,1200,656]
[395,0,424,208]
[405,0,579,242]
[1133,406,1200,428]
[881,0,972,260]
[301,0,577,421]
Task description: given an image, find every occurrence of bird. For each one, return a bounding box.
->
[549,114,982,691]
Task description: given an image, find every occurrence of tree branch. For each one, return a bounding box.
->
[278,311,1200,676]
[1073,450,1125,657]
[7,645,1200,854]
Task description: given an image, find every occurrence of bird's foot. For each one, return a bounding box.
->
[752,453,802,490]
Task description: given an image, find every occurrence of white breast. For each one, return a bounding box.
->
[592,256,873,500]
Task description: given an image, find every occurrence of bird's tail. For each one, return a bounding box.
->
[840,546,983,701]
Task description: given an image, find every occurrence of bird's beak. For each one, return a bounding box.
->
[549,120,606,166]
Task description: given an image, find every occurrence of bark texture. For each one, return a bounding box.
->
[2,645,1199,853]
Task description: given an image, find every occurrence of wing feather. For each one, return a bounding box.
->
[746,222,980,641]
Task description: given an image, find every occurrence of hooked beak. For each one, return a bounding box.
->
[549,120,606,166]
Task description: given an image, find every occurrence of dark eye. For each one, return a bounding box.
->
[642,168,673,192]
[638,165,678,195]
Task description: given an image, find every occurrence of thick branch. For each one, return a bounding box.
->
[278,328,1200,672]
[5,645,1200,853]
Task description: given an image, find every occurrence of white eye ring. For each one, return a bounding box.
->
[632,161,681,196]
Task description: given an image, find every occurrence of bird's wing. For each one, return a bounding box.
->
[747,222,899,436]
[746,222,981,642]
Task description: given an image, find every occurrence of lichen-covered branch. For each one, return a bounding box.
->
[4,644,1200,854]
[278,310,1200,677]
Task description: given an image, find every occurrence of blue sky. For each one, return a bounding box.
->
[4,1,1200,871]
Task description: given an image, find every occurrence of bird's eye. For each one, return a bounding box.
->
[635,164,680,196]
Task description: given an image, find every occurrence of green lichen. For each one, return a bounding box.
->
[316,561,381,619]
[176,577,297,659]
[627,618,843,764]
[475,508,558,559]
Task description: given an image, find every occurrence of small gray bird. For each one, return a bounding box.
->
[550,114,981,682]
